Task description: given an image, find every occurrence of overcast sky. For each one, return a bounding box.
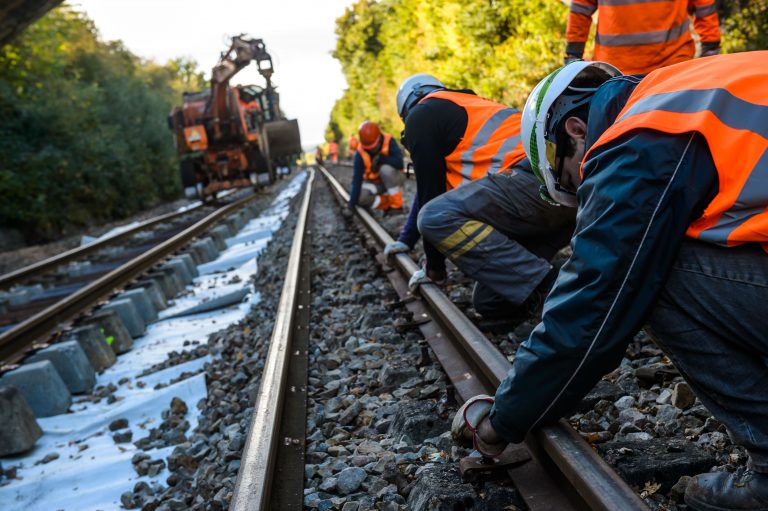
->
[73,0,355,147]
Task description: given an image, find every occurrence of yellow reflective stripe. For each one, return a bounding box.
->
[437,220,485,253]
[449,225,494,260]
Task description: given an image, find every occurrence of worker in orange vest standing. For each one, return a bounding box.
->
[327,140,339,164]
[346,134,359,160]
[387,74,576,319]
[565,0,721,74]
[453,54,768,511]
[348,121,405,214]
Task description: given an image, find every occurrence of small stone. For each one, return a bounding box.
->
[671,382,696,410]
[670,475,692,498]
[614,396,636,410]
[318,477,337,492]
[624,432,652,441]
[618,408,646,427]
[109,418,129,431]
[35,452,60,465]
[341,502,360,511]
[338,401,362,426]
[655,388,673,405]
[336,467,366,494]
[655,404,682,423]
[170,397,188,416]
[113,430,133,443]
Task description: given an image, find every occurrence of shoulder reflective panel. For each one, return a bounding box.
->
[583,52,768,250]
[419,90,525,190]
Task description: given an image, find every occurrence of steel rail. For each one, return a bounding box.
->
[319,165,647,511]
[0,204,205,291]
[231,168,315,511]
[0,192,258,364]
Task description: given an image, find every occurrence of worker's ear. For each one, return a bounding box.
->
[564,116,587,142]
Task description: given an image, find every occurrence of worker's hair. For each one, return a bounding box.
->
[554,68,614,158]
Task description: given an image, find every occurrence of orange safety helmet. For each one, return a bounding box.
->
[358,121,382,150]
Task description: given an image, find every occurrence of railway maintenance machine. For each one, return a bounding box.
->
[168,35,302,199]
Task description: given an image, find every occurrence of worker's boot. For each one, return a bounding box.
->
[685,466,768,511]
[385,190,404,215]
[373,194,390,211]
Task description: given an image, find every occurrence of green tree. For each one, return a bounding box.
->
[0,5,204,241]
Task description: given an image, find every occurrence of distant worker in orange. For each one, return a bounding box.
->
[346,134,359,159]
[348,121,405,214]
[328,140,339,164]
[565,0,721,74]
[314,145,324,166]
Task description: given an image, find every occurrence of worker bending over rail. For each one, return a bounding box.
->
[454,54,768,511]
[386,74,575,319]
[565,0,721,73]
[348,121,405,214]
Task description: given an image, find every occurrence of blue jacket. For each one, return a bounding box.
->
[349,137,404,208]
[489,76,719,441]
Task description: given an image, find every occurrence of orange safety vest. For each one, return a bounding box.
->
[418,90,526,191]
[566,0,720,75]
[328,141,339,155]
[348,135,359,151]
[357,133,392,181]
[583,52,768,251]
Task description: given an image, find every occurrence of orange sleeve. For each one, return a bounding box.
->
[689,0,721,42]
[565,0,597,57]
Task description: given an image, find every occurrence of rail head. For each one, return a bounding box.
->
[318,164,647,511]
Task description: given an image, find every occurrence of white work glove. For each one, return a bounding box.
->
[451,394,508,457]
[408,267,431,293]
[384,241,410,259]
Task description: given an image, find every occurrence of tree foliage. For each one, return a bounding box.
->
[0,5,205,241]
[328,0,767,148]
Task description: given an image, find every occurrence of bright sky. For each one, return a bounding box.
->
[73,0,356,147]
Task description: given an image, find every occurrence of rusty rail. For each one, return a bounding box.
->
[0,204,207,291]
[0,192,256,364]
[231,169,314,510]
[319,165,647,511]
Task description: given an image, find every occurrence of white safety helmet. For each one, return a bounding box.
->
[396,73,445,120]
[521,61,621,207]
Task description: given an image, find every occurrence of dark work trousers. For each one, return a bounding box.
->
[647,239,768,472]
[417,169,576,314]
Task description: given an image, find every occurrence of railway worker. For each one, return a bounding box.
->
[385,74,576,320]
[453,54,768,511]
[347,134,359,160]
[314,145,324,166]
[328,140,339,164]
[565,0,721,74]
[348,121,405,213]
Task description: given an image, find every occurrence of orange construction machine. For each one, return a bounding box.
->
[168,36,302,199]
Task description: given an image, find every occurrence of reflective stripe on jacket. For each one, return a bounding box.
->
[584,52,768,250]
[566,0,721,75]
[357,133,392,181]
[417,90,526,191]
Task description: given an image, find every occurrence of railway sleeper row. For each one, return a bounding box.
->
[0,191,277,460]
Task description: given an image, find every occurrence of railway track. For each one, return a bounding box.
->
[0,190,258,365]
[230,165,647,510]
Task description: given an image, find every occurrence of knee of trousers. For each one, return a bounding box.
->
[417,197,456,244]
[378,164,404,188]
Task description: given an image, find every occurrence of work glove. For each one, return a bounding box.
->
[408,264,447,293]
[384,241,410,259]
[451,394,508,457]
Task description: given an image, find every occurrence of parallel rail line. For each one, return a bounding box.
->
[0,192,258,365]
[318,165,647,511]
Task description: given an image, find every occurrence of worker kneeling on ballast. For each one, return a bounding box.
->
[385,74,575,319]
[453,53,768,511]
[347,121,405,214]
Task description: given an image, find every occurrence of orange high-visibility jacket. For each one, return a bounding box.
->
[566,0,721,75]
[348,135,359,151]
[584,52,768,250]
[357,133,392,181]
[418,91,526,191]
[328,141,339,155]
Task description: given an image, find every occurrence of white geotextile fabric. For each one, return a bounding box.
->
[0,172,308,511]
